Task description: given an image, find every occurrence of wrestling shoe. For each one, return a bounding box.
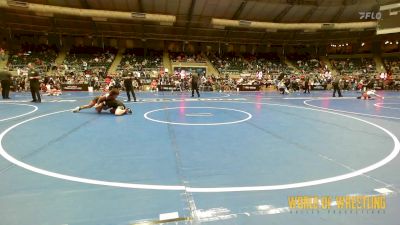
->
[72,107,81,113]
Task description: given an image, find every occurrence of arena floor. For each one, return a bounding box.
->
[0,90,400,225]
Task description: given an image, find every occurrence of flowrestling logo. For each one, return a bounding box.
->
[359,11,382,20]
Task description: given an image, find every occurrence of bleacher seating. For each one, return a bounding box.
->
[7,44,58,72]
[169,52,206,63]
[286,53,327,74]
[64,46,117,72]
[117,48,162,72]
[209,52,293,78]
[330,58,376,75]
[383,56,400,74]
[209,53,249,73]
[244,52,292,75]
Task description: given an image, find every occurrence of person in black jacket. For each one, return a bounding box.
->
[191,73,200,98]
[28,63,41,103]
[303,76,310,94]
[123,70,136,102]
[332,76,342,97]
[0,70,12,99]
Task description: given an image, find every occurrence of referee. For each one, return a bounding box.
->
[0,70,12,99]
[191,73,200,98]
[28,63,41,103]
[332,76,343,97]
[303,76,310,94]
[123,70,136,102]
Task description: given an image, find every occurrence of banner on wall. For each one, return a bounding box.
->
[61,84,89,91]
[237,84,261,91]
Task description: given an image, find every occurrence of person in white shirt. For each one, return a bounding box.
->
[180,70,186,80]
[82,61,88,70]
[380,72,387,80]
[201,75,207,84]
[256,71,263,80]
[180,70,186,91]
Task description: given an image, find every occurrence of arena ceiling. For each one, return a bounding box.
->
[0,0,399,44]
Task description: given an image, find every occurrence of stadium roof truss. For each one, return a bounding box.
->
[0,0,399,44]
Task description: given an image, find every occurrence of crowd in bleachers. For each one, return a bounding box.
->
[383,57,400,74]
[208,53,248,73]
[170,52,206,63]
[208,52,295,78]
[64,46,116,72]
[118,48,162,72]
[244,53,292,75]
[286,52,328,75]
[330,58,376,75]
[1,42,399,93]
[7,44,58,73]
[48,46,118,90]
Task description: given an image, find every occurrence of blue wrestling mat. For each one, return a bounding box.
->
[0,90,400,225]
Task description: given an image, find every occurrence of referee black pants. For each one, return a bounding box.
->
[30,87,41,102]
[1,80,11,99]
[303,84,310,93]
[125,85,136,101]
[332,84,342,97]
[192,84,200,97]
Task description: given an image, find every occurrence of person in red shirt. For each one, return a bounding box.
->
[105,76,111,85]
